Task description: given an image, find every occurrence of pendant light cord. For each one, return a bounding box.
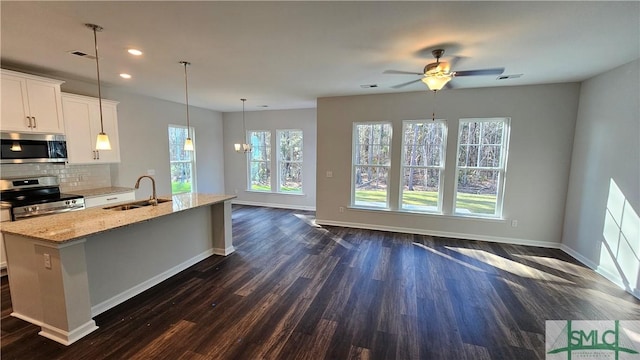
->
[241,98,247,134]
[90,24,105,134]
[181,61,191,138]
[432,90,437,121]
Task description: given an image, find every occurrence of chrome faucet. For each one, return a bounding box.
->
[134,175,158,206]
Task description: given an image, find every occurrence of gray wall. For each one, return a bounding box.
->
[561,59,640,297]
[61,79,225,198]
[223,108,316,210]
[316,84,580,247]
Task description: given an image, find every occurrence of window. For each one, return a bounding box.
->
[454,118,510,217]
[249,130,271,191]
[277,130,303,193]
[401,120,447,212]
[168,125,195,194]
[352,122,392,208]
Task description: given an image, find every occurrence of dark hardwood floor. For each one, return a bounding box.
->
[1,205,639,359]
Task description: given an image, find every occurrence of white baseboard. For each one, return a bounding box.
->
[561,244,640,299]
[11,311,43,327]
[213,246,235,256]
[315,218,561,249]
[232,200,315,211]
[38,320,98,346]
[91,249,215,317]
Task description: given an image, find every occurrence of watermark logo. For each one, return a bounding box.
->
[546,320,640,359]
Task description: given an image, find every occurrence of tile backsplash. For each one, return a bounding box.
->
[0,163,111,192]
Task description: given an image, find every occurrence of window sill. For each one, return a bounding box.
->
[245,190,305,196]
[348,206,505,223]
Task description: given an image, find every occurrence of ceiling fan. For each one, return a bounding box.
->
[386,49,505,91]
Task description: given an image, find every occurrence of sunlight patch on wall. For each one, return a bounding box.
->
[600,178,640,293]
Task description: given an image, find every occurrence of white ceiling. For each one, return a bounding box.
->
[2,1,639,112]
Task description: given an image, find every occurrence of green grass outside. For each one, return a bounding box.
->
[172,181,192,194]
[251,184,302,193]
[355,189,496,215]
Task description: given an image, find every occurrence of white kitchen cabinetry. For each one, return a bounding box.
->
[1,69,65,134]
[61,93,120,164]
[84,191,135,208]
[1,208,11,271]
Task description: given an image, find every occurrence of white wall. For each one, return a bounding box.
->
[223,108,316,210]
[561,59,640,297]
[316,83,580,247]
[60,79,225,198]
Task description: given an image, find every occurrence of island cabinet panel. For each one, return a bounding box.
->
[61,93,120,164]
[0,69,65,134]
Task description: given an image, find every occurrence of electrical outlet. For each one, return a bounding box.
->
[43,253,51,269]
[147,169,156,176]
[326,171,333,178]
[339,206,345,213]
[511,220,518,227]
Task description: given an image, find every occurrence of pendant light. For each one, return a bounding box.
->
[180,61,194,151]
[234,98,252,153]
[86,24,112,150]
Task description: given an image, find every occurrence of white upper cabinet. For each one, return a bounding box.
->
[1,69,65,134]
[61,93,120,164]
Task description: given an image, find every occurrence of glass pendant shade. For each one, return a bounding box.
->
[96,132,112,150]
[234,143,241,152]
[184,137,194,151]
[421,74,452,91]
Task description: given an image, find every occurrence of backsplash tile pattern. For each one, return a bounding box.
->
[0,163,111,192]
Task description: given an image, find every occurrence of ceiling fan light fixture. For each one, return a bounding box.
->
[421,74,452,91]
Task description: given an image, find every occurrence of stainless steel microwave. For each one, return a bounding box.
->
[0,133,67,164]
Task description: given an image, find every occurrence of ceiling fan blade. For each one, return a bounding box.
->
[384,70,424,76]
[453,68,505,77]
[391,78,423,89]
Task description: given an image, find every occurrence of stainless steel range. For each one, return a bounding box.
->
[0,176,85,220]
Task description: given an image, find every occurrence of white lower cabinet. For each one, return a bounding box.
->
[1,208,11,270]
[84,191,136,208]
[61,93,120,164]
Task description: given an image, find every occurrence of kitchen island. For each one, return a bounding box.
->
[0,193,236,345]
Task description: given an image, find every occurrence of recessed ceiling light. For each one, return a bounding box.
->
[127,49,143,56]
[120,73,132,79]
[360,84,378,88]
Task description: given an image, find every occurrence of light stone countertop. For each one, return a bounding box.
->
[68,187,135,198]
[0,193,236,244]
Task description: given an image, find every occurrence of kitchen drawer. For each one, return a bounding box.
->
[84,191,135,208]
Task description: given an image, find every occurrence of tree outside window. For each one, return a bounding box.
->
[454,118,510,217]
[352,122,392,208]
[249,130,271,191]
[168,125,195,194]
[401,120,447,212]
[277,130,303,193]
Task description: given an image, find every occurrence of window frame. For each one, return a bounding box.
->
[400,119,448,213]
[168,124,196,195]
[453,117,510,218]
[351,121,393,209]
[276,129,303,194]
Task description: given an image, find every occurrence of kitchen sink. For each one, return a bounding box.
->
[104,198,171,211]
